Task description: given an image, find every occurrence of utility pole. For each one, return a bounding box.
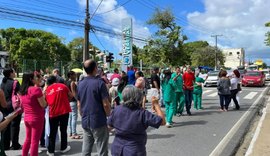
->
[83,0,90,62]
[211,34,223,70]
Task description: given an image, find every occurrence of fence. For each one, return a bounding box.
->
[19,59,73,78]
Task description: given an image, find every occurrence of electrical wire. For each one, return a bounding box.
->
[96,0,133,15]
[90,0,104,20]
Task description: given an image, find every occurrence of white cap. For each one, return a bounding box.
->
[112,78,120,86]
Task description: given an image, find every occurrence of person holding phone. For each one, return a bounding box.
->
[20,72,47,156]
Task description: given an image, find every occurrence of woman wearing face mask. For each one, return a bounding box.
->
[230,70,241,110]
[20,72,47,156]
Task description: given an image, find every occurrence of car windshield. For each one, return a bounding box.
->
[245,72,260,76]
[208,72,219,76]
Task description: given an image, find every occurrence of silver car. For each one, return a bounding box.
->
[204,71,219,87]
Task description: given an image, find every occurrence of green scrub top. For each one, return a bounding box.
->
[193,77,205,94]
[171,72,183,93]
[163,78,176,103]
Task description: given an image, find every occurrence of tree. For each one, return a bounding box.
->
[67,37,101,69]
[0,28,71,70]
[182,41,224,68]
[143,8,188,67]
[265,22,270,46]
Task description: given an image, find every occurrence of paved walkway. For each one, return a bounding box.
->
[246,97,270,156]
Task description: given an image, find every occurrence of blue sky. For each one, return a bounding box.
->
[0,0,270,65]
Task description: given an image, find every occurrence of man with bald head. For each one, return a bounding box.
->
[77,59,111,156]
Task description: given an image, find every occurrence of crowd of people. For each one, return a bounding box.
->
[0,60,242,156]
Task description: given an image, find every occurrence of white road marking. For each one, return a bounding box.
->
[243,92,258,99]
[245,96,270,156]
[203,90,213,94]
[209,84,269,156]
[208,92,218,97]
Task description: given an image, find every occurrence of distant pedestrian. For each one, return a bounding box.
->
[193,72,206,110]
[0,68,22,151]
[45,76,73,155]
[108,85,165,156]
[117,75,128,102]
[110,68,121,82]
[127,65,136,85]
[135,71,146,108]
[183,66,195,115]
[109,78,120,108]
[77,59,111,156]
[20,72,47,156]
[52,68,65,83]
[217,70,231,111]
[230,70,241,110]
[162,69,176,128]
[172,67,185,116]
[66,71,82,139]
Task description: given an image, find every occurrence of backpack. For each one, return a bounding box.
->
[11,81,23,114]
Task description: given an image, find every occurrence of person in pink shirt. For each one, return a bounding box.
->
[20,72,47,156]
[110,68,121,82]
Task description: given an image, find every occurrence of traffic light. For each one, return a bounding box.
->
[106,52,114,63]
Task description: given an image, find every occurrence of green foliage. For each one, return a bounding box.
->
[67,37,84,68]
[265,22,270,46]
[143,8,187,67]
[183,41,224,67]
[0,28,71,69]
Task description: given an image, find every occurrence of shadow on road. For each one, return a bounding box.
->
[173,120,207,127]
[147,134,175,139]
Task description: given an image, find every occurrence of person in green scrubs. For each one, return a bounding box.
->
[162,69,176,128]
[193,72,206,110]
[171,67,185,116]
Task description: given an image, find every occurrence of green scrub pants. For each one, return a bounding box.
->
[175,92,185,115]
[165,101,175,124]
[193,93,202,109]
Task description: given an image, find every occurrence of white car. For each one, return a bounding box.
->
[204,71,219,87]
[262,69,270,81]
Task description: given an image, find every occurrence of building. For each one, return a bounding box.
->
[222,48,245,69]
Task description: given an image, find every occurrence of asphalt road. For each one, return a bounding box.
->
[5,83,269,156]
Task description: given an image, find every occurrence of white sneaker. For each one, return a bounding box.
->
[166,122,172,128]
[47,151,54,156]
[60,145,71,153]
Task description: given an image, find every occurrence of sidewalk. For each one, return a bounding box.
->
[245,97,270,156]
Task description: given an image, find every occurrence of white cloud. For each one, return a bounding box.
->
[76,0,151,53]
[69,30,78,36]
[187,0,270,63]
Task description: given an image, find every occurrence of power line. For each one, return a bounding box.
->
[90,0,104,20]
[134,0,213,35]
[92,31,107,50]
[96,0,133,15]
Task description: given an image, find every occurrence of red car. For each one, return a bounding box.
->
[242,71,265,87]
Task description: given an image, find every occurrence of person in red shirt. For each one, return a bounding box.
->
[183,66,195,115]
[45,76,73,155]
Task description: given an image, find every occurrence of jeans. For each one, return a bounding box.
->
[184,90,193,113]
[69,101,78,135]
[82,126,109,156]
[48,113,69,153]
[219,95,231,110]
[231,89,240,109]
[22,120,44,156]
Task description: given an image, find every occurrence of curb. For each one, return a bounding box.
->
[209,85,270,156]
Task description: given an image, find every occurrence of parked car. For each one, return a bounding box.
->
[262,69,270,81]
[204,71,219,87]
[242,71,265,87]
